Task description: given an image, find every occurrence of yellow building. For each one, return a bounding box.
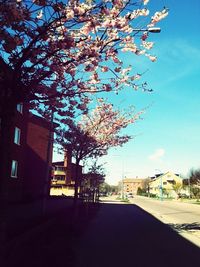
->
[149,171,183,198]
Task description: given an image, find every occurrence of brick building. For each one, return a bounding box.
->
[0,103,55,202]
[51,150,83,196]
[120,178,147,196]
[23,113,54,201]
[5,103,29,201]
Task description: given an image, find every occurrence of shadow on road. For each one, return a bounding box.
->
[75,203,200,267]
[1,201,200,267]
[169,222,200,231]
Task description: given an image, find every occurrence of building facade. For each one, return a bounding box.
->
[5,103,29,201]
[23,113,54,200]
[51,150,83,196]
[121,178,147,196]
[0,103,54,202]
[149,171,183,198]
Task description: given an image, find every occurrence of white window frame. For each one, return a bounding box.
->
[16,103,23,114]
[14,127,21,145]
[11,160,18,178]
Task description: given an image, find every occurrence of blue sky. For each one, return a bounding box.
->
[54,0,200,184]
[99,0,200,184]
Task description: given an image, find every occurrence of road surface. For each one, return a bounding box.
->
[2,199,200,267]
[75,201,200,267]
[130,195,200,247]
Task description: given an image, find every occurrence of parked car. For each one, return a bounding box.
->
[99,192,108,197]
[178,193,190,199]
[127,193,134,198]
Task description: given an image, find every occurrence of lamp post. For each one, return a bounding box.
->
[155,169,163,201]
[188,176,191,199]
[70,27,161,34]
[142,27,161,33]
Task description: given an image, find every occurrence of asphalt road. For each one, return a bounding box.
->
[2,199,200,267]
[130,195,200,247]
[75,201,200,267]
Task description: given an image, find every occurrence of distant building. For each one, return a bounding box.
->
[149,171,183,198]
[120,178,147,196]
[51,150,83,196]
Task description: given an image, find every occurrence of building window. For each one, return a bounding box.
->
[17,103,23,114]
[11,160,18,178]
[14,127,21,145]
[168,180,175,185]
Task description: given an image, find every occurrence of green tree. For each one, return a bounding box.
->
[82,161,105,202]
[172,182,182,195]
[137,187,146,196]
[189,168,200,186]
[188,168,200,200]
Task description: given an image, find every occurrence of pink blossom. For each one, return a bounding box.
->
[122,42,137,53]
[103,84,112,91]
[33,0,46,6]
[36,10,43,19]
[101,66,109,72]
[143,0,150,5]
[65,8,74,19]
[114,67,121,73]
[148,8,169,27]
[89,72,100,84]
[139,8,150,16]
[77,103,87,111]
[146,54,157,62]
[141,32,148,41]
[112,57,121,64]
[85,64,96,72]
[130,74,141,81]
[142,41,154,50]
[74,5,86,16]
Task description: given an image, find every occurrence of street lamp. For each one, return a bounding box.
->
[145,27,161,33]
[70,27,161,33]
[188,176,191,199]
[127,27,161,33]
[155,169,163,201]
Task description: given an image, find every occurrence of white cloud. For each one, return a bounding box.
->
[156,39,200,83]
[148,148,165,161]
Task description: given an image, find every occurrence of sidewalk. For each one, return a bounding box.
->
[3,196,74,242]
[1,198,100,267]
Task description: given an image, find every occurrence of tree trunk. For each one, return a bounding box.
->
[74,158,80,204]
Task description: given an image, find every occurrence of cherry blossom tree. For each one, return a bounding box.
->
[0,0,168,194]
[56,99,143,200]
[82,161,105,202]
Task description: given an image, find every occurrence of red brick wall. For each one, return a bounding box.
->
[24,116,52,200]
[27,121,49,161]
[7,105,29,202]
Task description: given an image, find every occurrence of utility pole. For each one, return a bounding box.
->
[155,169,163,201]
[188,176,191,199]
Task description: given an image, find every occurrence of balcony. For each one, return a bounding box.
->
[53,166,66,176]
